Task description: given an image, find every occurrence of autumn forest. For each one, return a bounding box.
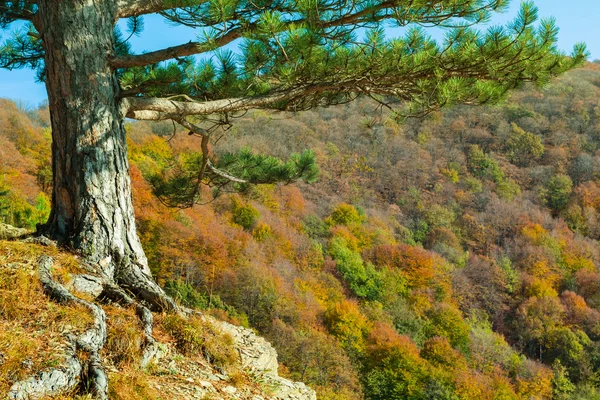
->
[4,62,600,399]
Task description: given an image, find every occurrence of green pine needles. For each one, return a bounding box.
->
[0,0,588,207]
[150,148,318,207]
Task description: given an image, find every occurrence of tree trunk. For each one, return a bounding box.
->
[35,0,175,311]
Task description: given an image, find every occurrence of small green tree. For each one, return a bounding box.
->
[545,174,573,213]
[506,123,545,167]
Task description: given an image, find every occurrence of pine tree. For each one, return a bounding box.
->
[0,0,586,326]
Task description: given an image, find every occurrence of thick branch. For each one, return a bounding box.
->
[111,29,241,68]
[124,86,313,119]
[117,0,198,18]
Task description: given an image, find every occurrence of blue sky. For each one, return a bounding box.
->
[0,0,598,106]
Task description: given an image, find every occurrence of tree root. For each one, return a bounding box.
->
[8,256,108,400]
[115,261,178,312]
[99,283,162,367]
[6,231,182,398]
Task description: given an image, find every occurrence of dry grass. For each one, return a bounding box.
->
[157,314,238,371]
[0,240,93,393]
[102,304,145,368]
[108,368,159,400]
[0,240,83,276]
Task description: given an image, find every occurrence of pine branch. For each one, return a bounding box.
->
[117,0,205,18]
[111,0,505,69]
[111,30,241,68]
[0,2,36,24]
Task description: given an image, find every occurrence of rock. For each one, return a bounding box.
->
[0,223,28,240]
[207,317,316,400]
[68,274,104,298]
[8,350,82,400]
[22,235,57,247]
[222,385,237,395]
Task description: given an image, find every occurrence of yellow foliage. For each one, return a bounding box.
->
[253,184,280,212]
[524,277,558,298]
[516,365,553,399]
[252,222,273,242]
[324,300,371,355]
[441,167,460,183]
[520,223,548,245]
[108,368,159,400]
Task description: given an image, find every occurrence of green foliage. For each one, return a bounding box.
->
[425,304,470,352]
[544,174,573,212]
[148,147,319,207]
[0,186,50,230]
[499,257,519,294]
[467,145,503,182]
[329,237,382,300]
[303,214,329,238]
[327,203,365,227]
[467,145,521,199]
[231,198,260,230]
[552,360,576,399]
[506,123,545,166]
[164,280,249,326]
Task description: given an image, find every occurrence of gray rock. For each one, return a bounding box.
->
[208,317,316,400]
[8,348,82,400]
[69,274,104,298]
[0,223,28,240]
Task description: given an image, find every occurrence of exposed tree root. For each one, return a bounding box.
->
[8,256,108,400]
[99,283,162,367]
[114,260,178,312]
[5,233,182,398]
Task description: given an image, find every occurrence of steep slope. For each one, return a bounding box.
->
[0,226,315,400]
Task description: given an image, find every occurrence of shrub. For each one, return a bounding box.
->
[231,197,260,230]
[328,237,383,300]
[327,203,365,227]
[160,314,238,371]
[544,174,573,212]
[103,305,144,368]
[506,123,544,167]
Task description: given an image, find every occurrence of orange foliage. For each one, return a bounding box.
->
[366,322,421,365]
[420,336,467,369]
[364,244,436,289]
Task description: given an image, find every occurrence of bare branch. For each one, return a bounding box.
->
[206,160,249,184]
[123,86,313,119]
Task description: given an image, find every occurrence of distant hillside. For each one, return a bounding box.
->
[3,62,600,399]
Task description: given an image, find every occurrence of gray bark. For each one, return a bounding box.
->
[34,0,175,311]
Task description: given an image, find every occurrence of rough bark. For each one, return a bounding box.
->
[34,0,175,311]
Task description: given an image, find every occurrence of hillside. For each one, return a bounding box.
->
[0,227,315,400]
[3,62,600,399]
